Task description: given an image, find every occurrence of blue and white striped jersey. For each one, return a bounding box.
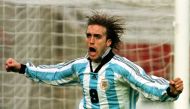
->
[24,50,177,109]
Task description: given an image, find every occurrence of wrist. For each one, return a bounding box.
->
[166,87,178,98]
[19,64,26,74]
[17,63,21,70]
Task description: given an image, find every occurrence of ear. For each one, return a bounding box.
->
[106,39,112,47]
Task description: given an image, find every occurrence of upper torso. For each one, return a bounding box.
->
[24,53,175,109]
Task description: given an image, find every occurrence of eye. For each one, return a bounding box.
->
[86,33,91,38]
[94,34,101,39]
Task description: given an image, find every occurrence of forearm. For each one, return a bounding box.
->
[131,76,179,101]
[24,62,77,86]
[124,68,178,101]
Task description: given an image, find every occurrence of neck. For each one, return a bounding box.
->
[101,47,112,59]
[89,48,115,73]
[87,47,112,63]
[94,47,112,63]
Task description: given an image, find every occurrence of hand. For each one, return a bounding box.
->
[169,78,183,96]
[5,58,21,72]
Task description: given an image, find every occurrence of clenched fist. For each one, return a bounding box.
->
[168,78,183,97]
[5,58,21,72]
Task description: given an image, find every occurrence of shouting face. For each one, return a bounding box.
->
[85,24,112,62]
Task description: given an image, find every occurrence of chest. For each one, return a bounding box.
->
[78,64,123,92]
[76,61,132,105]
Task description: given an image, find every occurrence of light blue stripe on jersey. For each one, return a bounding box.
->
[74,63,88,109]
[129,88,139,109]
[105,67,120,109]
[89,72,100,108]
[129,88,133,109]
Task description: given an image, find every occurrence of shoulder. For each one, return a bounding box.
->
[112,54,135,66]
[112,54,143,73]
[66,57,88,65]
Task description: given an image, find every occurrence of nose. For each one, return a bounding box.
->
[89,36,95,44]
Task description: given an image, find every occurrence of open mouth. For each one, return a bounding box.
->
[89,47,96,52]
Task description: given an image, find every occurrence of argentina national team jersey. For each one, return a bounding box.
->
[24,49,178,109]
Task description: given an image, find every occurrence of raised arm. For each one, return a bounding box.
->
[114,56,183,101]
[5,58,79,86]
[128,67,183,101]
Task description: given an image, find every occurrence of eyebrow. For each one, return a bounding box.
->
[86,33,101,36]
[86,33,91,36]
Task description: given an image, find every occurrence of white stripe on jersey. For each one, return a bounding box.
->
[82,65,92,109]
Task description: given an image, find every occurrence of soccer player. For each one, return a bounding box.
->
[5,12,183,109]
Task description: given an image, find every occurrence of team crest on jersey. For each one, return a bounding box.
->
[100,77,109,91]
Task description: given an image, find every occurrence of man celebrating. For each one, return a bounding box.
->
[5,12,183,109]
